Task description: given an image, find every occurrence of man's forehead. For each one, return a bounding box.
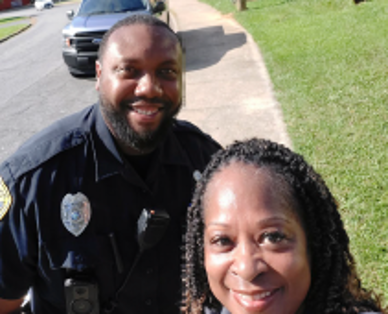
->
[109,23,179,48]
[101,23,182,67]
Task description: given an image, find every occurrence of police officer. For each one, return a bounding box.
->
[0,15,221,314]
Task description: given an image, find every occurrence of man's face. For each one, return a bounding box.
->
[96,24,183,155]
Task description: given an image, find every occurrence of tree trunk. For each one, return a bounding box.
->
[235,0,246,11]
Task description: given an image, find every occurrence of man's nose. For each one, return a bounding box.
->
[134,73,163,99]
[230,242,266,282]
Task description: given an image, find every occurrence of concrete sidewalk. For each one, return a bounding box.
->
[170,0,291,148]
[0,19,29,28]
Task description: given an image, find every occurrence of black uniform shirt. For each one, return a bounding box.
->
[0,103,221,314]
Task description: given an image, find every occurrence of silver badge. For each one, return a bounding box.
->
[193,170,202,182]
[61,192,91,237]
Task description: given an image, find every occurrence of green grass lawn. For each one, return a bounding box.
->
[201,0,388,301]
[0,17,24,24]
[0,24,29,40]
[0,16,29,40]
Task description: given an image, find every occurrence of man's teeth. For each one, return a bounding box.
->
[134,108,158,115]
[236,291,272,301]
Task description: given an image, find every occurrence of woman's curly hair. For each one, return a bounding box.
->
[182,138,385,314]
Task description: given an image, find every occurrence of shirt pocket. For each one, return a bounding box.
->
[42,234,113,272]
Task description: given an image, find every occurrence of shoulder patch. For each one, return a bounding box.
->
[0,177,12,220]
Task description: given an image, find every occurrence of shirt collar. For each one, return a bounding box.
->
[90,104,124,181]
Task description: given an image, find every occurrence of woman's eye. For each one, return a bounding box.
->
[261,231,287,245]
[210,236,233,247]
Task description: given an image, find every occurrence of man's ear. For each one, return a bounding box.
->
[95,60,102,91]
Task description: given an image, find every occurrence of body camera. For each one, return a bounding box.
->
[64,278,99,314]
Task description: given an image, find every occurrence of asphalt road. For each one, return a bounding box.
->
[0,3,97,163]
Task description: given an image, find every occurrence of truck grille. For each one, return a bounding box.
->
[72,31,106,53]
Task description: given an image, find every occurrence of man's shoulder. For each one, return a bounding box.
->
[0,105,95,181]
[173,119,221,148]
[172,120,222,170]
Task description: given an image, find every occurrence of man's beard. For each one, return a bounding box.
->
[99,95,181,154]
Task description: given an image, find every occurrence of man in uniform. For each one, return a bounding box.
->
[0,15,221,314]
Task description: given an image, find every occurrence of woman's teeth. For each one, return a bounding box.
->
[236,290,272,301]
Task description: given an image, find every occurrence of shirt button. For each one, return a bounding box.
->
[145,299,152,306]
[146,268,153,275]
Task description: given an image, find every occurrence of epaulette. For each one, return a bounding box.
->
[2,129,86,180]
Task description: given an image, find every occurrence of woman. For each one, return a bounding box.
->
[183,138,385,314]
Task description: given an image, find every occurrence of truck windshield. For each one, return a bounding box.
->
[77,0,146,16]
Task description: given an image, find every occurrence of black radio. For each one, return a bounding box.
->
[137,208,170,251]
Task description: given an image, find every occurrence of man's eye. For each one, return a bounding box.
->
[261,231,287,245]
[159,68,178,79]
[116,66,136,76]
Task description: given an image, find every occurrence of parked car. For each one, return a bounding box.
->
[34,0,53,10]
[62,0,169,76]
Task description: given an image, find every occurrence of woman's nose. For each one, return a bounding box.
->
[135,73,163,98]
[230,242,266,282]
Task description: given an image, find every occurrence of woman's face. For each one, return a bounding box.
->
[203,162,311,314]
